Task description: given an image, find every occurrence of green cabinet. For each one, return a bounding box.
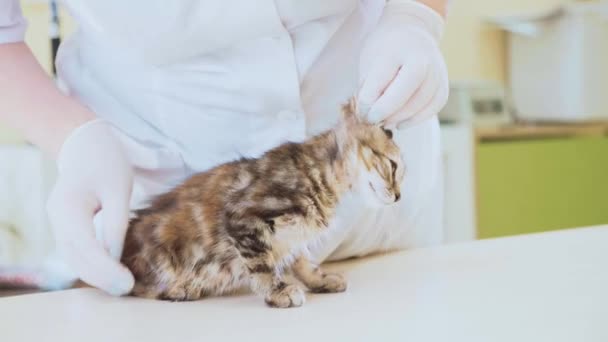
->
[477,135,608,239]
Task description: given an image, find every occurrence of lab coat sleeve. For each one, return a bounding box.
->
[0,0,27,44]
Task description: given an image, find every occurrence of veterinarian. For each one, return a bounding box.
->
[0,0,449,295]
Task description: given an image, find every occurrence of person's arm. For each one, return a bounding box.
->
[416,0,448,17]
[0,42,94,157]
[0,2,135,295]
[1,42,136,294]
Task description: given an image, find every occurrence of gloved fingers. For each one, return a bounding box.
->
[367,59,428,124]
[357,61,401,119]
[99,193,132,261]
[397,84,449,129]
[47,185,134,296]
[61,236,134,296]
[384,67,440,125]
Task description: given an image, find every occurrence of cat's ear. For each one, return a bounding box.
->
[340,97,361,127]
[381,127,393,139]
[335,97,360,152]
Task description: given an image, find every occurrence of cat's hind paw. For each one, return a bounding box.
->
[265,283,305,308]
[310,273,347,293]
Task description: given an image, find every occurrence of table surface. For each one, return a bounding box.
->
[2,226,607,342]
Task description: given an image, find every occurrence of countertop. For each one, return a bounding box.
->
[475,122,608,142]
[2,226,607,342]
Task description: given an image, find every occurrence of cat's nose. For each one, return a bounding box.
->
[394,192,401,202]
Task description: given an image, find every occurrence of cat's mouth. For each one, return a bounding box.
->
[369,182,394,205]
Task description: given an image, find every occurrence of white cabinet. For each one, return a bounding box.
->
[440,124,476,243]
[0,145,56,265]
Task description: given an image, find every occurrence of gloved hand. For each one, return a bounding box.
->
[358,0,449,129]
[46,120,134,295]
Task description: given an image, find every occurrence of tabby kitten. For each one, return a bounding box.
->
[121,99,405,308]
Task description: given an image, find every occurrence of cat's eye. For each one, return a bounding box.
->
[382,128,393,139]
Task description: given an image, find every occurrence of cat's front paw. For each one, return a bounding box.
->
[265,284,305,308]
[310,273,348,293]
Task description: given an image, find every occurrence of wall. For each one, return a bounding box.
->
[441,0,569,83]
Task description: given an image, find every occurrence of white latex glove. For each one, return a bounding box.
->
[358,0,449,129]
[46,120,134,295]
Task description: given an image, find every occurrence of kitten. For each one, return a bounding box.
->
[121,99,405,308]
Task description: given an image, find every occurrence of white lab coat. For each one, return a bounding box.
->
[2,0,443,262]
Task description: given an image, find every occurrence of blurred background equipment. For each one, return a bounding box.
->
[49,0,61,76]
[438,81,511,126]
[490,2,608,122]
